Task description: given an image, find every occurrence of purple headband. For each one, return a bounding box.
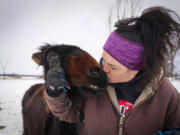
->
[103,31,144,70]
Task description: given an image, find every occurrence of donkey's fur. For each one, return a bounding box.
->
[22,44,107,135]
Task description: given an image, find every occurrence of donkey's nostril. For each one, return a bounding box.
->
[91,71,100,78]
[89,67,101,79]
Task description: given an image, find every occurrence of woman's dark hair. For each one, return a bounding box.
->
[115,6,180,88]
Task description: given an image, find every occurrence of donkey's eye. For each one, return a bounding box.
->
[46,51,61,68]
[46,52,56,62]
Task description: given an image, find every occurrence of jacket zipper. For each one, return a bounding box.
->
[118,91,155,135]
[119,114,125,135]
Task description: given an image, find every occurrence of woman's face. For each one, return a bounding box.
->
[102,51,138,83]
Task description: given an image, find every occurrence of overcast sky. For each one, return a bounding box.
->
[0,0,180,75]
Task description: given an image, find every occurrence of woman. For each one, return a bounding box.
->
[45,6,180,135]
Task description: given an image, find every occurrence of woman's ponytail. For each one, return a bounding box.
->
[138,6,180,85]
[115,6,180,88]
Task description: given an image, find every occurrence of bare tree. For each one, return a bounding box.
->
[107,0,141,32]
[0,61,8,79]
[107,6,114,32]
[166,35,180,79]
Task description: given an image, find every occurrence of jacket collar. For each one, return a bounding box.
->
[107,84,155,115]
[106,70,165,114]
[106,85,121,115]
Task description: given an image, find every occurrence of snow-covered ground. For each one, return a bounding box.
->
[0,79,179,135]
[0,79,44,135]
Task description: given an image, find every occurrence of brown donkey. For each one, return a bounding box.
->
[22,44,107,135]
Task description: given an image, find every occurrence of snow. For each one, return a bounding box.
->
[0,79,179,135]
[171,80,180,91]
[0,79,44,135]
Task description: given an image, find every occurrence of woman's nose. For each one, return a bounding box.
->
[103,64,110,73]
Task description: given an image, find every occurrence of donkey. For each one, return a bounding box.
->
[22,44,107,135]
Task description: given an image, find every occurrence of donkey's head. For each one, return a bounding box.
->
[32,44,107,100]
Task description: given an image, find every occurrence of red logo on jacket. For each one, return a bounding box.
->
[118,100,133,115]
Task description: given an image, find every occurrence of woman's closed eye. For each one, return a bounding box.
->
[102,58,120,71]
[110,66,118,70]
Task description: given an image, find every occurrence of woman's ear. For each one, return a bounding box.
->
[32,52,43,65]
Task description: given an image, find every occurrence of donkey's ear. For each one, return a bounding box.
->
[32,44,51,65]
[32,52,43,65]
